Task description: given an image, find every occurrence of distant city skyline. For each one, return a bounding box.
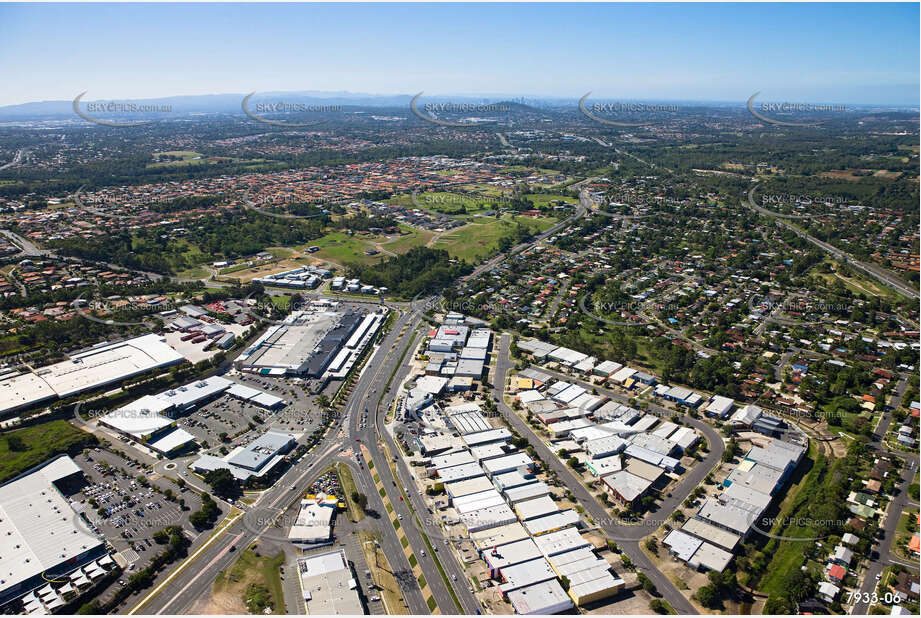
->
[0,2,918,107]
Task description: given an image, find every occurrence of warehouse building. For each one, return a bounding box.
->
[236,309,364,377]
[516,339,558,360]
[723,461,784,496]
[471,522,530,552]
[0,456,108,606]
[506,580,574,615]
[191,429,296,481]
[483,538,543,579]
[297,549,363,614]
[694,499,757,538]
[482,453,534,477]
[492,470,539,492]
[680,518,740,553]
[705,395,735,419]
[514,495,560,521]
[498,557,557,594]
[0,333,185,417]
[523,510,580,536]
[446,476,496,502]
[602,470,654,507]
[462,503,518,533]
[504,481,552,504]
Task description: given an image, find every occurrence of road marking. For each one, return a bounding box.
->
[127,511,242,615]
[156,530,246,615]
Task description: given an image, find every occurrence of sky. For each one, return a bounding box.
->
[0,2,918,107]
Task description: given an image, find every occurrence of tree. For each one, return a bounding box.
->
[203,468,237,498]
[638,572,657,595]
[350,490,368,511]
[649,599,667,614]
[189,510,209,529]
[696,584,719,609]
[763,597,796,614]
[566,456,579,468]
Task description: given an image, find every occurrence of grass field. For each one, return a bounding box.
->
[0,420,97,483]
[897,508,918,535]
[433,214,554,262]
[522,193,578,208]
[305,231,391,267]
[389,191,508,215]
[379,226,434,252]
[432,221,506,262]
[811,258,912,302]
[211,546,285,614]
[336,463,365,521]
[175,266,209,280]
[147,150,267,169]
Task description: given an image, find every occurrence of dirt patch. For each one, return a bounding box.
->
[192,547,285,615]
[219,257,310,282]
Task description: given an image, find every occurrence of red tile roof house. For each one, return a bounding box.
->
[827,564,847,584]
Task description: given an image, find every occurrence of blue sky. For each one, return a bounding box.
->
[0,2,917,106]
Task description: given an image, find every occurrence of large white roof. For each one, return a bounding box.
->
[0,457,104,597]
[0,334,184,415]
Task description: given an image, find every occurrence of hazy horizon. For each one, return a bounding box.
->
[1,2,918,108]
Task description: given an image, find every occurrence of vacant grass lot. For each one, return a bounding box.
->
[211,546,285,614]
[754,446,827,597]
[0,420,97,483]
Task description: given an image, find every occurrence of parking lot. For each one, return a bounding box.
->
[69,448,208,570]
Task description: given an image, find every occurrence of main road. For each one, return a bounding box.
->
[344,306,483,614]
[744,186,918,300]
[129,306,435,615]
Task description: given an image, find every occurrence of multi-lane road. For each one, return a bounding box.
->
[744,186,919,300]
[129,307,431,614]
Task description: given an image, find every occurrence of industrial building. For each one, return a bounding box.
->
[254,265,329,289]
[506,579,574,614]
[191,429,296,481]
[0,457,108,606]
[235,308,369,377]
[287,497,338,544]
[296,549,363,615]
[0,333,185,417]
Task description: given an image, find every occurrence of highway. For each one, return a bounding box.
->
[744,186,918,300]
[0,148,23,171]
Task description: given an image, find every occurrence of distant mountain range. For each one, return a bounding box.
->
[0,91,914,121]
